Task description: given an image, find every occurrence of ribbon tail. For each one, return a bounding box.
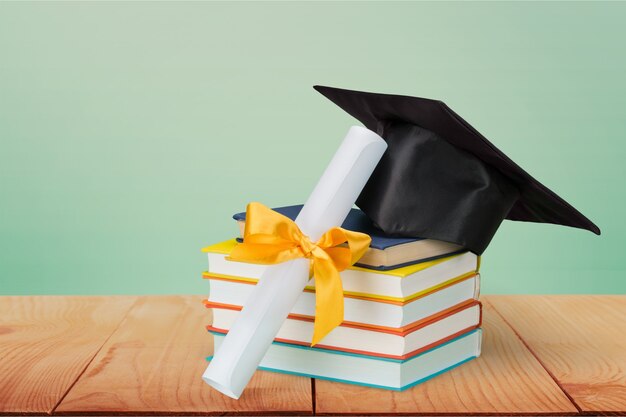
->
[310,256,344,346]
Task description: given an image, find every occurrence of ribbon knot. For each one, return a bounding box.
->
[298,236,318,258]
[226,202,371,345]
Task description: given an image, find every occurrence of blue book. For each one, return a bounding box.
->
[208,328,482,391]
[233,204,465,270]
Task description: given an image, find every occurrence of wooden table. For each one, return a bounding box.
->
[0,295,624,416]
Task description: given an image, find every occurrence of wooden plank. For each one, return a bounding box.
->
[489,295,626,414]
[55,295,313,415]
[0,296,136,415]
[314,300,578,415]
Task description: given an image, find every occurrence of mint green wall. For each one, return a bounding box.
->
[1,2,624,295]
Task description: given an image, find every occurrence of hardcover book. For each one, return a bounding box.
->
[206,300,482,360]
[203,239,478,303]
[233,204,466,270]
[209,328,483,391]
[205,272,480,328]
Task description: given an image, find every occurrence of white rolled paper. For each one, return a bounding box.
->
[202,126,387,399]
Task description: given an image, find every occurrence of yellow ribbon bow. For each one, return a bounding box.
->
[226,202,371,346]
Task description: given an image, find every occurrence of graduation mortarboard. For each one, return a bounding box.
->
[315,85,600,255]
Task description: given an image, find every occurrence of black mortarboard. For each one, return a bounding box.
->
[315,85,600,255]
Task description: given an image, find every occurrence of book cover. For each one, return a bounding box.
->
[203,239,479,303]
[233,204,466,269]
[204,273,480,328]
[207,328,483,391]
[205,300,482,360]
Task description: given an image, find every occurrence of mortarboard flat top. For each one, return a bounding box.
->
[315,85,600,255]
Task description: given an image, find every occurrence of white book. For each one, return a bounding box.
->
[207,273,480,328]
[208,301,482,359]
[203,239,478,302]
[210,328,482,391]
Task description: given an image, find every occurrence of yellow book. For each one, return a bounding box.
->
[202,239,479,303]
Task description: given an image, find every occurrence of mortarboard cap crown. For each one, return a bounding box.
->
[315,85,600,255]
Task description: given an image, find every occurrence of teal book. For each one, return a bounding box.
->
[207,328,482,391]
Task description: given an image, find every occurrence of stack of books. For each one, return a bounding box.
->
[202,205,482,391]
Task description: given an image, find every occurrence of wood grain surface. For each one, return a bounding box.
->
[489,295,626,414]
[0,296,137,415]
[54,295,313,415]
[1,295,623,415]
[314,300,578,415]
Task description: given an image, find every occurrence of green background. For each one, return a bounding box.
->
[1,2,624,296]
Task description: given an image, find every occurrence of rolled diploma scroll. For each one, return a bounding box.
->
[202,126,387,399]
